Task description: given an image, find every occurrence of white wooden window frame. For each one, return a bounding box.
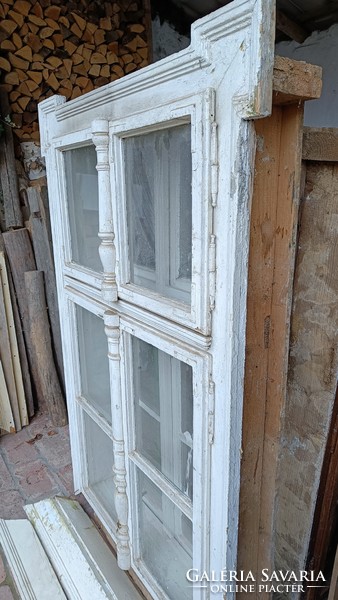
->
[120,321,211,598]
[39,1,275,599]
[111,94,212,333]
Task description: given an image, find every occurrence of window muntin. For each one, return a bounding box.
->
[124,124,192,304]
[132,337,193,500]
[64,145,101,272]
[136,469,192,600]
[76,305,111,424]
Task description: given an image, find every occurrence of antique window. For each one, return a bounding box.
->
[39,1,274,598]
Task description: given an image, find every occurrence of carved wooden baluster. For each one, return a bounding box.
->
[104,310,130,570]
[92,119,117,303]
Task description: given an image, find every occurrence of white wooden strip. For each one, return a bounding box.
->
[0,360,15,433]
[0,519,66,600]
[25,497,142,600]
[0,252,28,426]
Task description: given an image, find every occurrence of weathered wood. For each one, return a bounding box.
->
[24,270,67,426]
[0,251,28,426]
[0,232,34,417]
[303,127,338,162]
[328,545,338,600]
[0,87,23,228]
[274,162,338,578]
[0,254,21,431]
[273,55,322,104]
[0,360,15,434]
[306,385,338,600]
[238,102,304,596]
[3,228,38,410]
[276,10,308,43]
[30,213,64,389]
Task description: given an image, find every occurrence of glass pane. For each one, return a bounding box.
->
[76,305,111,423]
[124,124,192,303]
[84,412,117,522]
[137,469,192,600]
[132,337,193,499]
[64,145,101,272]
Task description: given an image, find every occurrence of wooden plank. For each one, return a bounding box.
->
[275,162,338,580]
[273,55,322,105]
[0,252,28,426]
[0,233,34,418]
[3,228,38,412]
[24,270,67,426]
[307,385,338,600]
[0,87,23,228]
[0,360,15,433]
[237,102,304,596]
[0,256,21,432]
[276,10,308,43]
[328,545,338,600]
[303,127,338,162]
[30,206,64,389]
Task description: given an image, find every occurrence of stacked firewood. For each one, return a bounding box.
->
[0,0,149,141]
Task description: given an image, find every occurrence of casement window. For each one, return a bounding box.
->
[39,1,274,598]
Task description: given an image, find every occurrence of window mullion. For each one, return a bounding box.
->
[91,119,117,303]
[103,311,131,570]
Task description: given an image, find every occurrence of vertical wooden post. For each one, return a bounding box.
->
[92,120,117,304]
[237,101,304,594]
[104,311,130,570]
[0,88,23,229]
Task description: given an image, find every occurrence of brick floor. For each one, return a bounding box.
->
[0,404,83,597]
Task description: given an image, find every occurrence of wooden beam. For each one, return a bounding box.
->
[276,10,308,44]
[0,87,23,229]
[273,55,322,105]
[237,102,304,597]
[303,127,338,162]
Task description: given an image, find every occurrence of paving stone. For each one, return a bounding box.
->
[26,410,54,438]
[14,461,59,502]
[56,463,75,495]
[0,457,15,493]
[0,586,15,599]
[35,429,72,470]
[0,433,39,467]
[0,554,6,584]
[0,491,26,520]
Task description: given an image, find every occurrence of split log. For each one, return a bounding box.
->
[0,88,23,228]
[24,270,67,426]
[0,0,149,142]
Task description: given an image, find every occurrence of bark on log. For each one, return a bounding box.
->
[24,270,67,426]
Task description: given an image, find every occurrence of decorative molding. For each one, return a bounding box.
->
[0,518,66,599]
[104,311,131,570]
[25,497,141,599]
[38,95,66,155]
[50,0,274,123]
[92,119,118,304]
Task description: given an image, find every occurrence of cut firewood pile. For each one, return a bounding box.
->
[0,0,149,142]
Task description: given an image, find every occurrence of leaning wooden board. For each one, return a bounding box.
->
[0,255,21,431]
[0,251,28,426]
